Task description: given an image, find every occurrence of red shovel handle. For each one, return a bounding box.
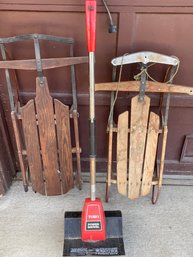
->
[85,0,96,52]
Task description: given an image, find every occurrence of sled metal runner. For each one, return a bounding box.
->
[95,51,193,204]
[0,34,88,195]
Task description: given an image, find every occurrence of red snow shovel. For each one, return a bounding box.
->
[63,1,125,255]
[81,0,106,242]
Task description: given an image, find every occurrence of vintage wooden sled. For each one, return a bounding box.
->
[96,51,193,204]
[0,34,88,196]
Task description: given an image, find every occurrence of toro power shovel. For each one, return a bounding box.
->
[63,0,125,256]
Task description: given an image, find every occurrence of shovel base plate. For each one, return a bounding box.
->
[63,211,125,256]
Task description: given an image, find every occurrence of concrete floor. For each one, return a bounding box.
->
[0,181,193,257]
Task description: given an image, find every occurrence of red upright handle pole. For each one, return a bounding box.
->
[85,0,96,53]
[85,0,97,201]
[82,2,106,242]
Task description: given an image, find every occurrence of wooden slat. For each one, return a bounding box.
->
[95,81,193,96]
[54,99,74,194]
[35,77,61,196]
[0,56,88,70]
[128,95,150,199]
[21,99,45,195]
[141,112,160,196]
[117,111,129,196]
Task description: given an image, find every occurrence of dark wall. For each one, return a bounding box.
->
[0,100,15,195]
[0,0,193,178]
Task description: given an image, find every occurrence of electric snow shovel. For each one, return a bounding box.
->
[63,0,125,255]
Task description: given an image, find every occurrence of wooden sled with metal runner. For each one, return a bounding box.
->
[95,51,193,204]
[0,34,88,196]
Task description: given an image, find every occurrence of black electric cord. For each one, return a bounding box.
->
[102,0,117,33]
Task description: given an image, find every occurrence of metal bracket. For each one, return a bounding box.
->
[0,33,79,112]
[111,51,179,67]
[138,65,147,102]
[33,35,44,85]
[162,65,177,126]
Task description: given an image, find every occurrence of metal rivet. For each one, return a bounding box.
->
[88,5,94,11]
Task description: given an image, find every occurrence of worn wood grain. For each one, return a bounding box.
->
[54,99,73,194]
[141,112,160,196]
[95,81,193,96]
[117,111,129,196]
[128,95,150,199]
[0,56,88,70]
[35,77,61,196]
[21,100,45,195]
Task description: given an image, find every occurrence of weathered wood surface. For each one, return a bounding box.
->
[54,99,73,194]
[117,111,129,196]
[21,100,45,195]
[35,78,61,196]
[18,76,77,196]
[128,95,150,199]
[0,56,88,70]
[95,81,193,96]
[141,112,160,196]
[1,6,193,178]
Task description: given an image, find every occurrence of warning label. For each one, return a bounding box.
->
[70,247,119,256]
[86,221,101,230]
